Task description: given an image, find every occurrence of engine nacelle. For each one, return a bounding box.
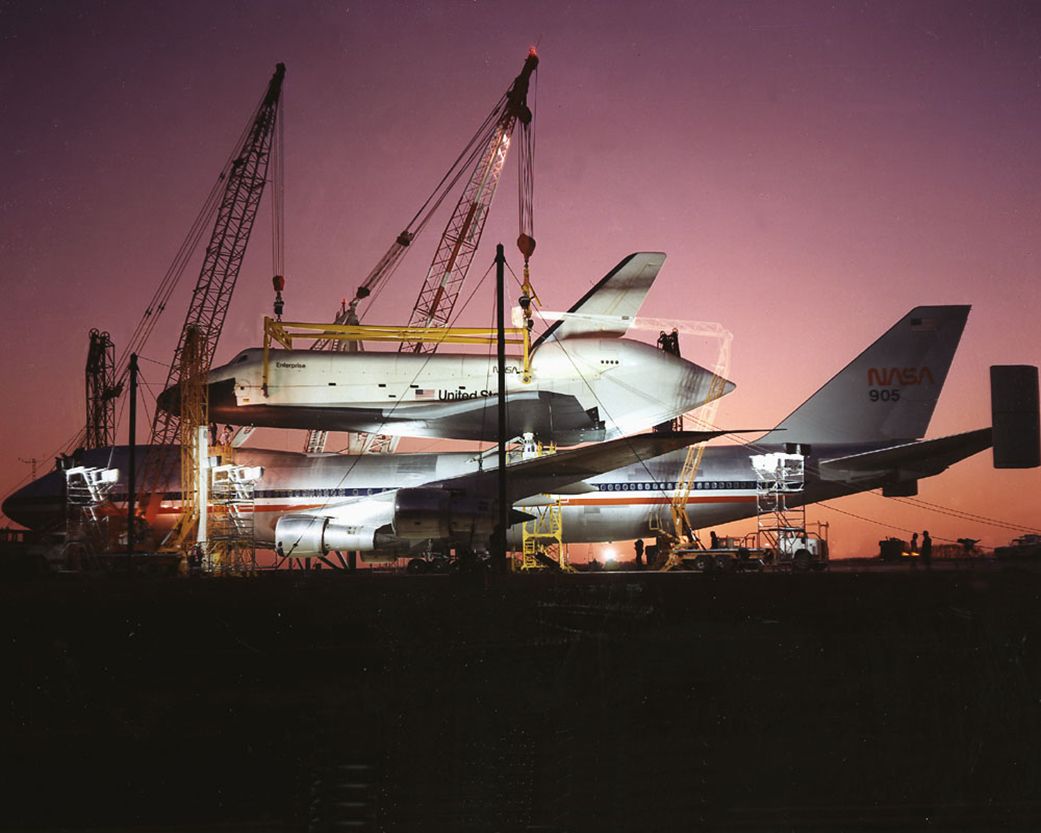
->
[392,487,494,541]
[275,514,378,557]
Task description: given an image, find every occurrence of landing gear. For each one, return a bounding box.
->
[406,553,453,574]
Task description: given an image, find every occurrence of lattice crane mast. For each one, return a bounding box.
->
[141,63,286,547]
[303,49,539,455]
[84,329,119,449]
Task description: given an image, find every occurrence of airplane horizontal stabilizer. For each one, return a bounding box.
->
[818,428,992,483]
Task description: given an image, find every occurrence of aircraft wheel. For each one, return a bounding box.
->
[406,558,429,574]
[430,556,450,573]
[793,549,812,572]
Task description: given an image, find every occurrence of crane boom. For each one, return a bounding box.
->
[303,50,538,454]
[141,63,286,534]
[150,63,286,447]
[402,49,538,351]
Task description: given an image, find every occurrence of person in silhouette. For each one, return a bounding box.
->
[910,532,919,556]
[634,538,645,569]
[920,531,932,568]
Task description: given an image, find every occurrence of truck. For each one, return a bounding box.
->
[672,524,829,573]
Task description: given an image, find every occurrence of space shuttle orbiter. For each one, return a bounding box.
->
[159,253,734,446]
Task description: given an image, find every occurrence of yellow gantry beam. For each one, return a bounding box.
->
[262,317,533,393]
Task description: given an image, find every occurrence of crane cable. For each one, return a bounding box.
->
[271,93,286,282]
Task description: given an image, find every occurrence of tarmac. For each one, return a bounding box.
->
[2,559,1040,832]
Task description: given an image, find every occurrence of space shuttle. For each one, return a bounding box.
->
[166,253,735,445]
[8,304,1028,564]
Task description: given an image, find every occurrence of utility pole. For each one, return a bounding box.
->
[127,354,138,554]
[494,243,508,572]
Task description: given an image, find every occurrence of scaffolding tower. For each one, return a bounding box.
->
[64,464,119,568]
[516,439,571,571]
[206,461,262,575]
[520,500,568,570]
[750,451,806,553]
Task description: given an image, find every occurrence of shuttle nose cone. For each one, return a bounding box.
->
[157,379,237,418]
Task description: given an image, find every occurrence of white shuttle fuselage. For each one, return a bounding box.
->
[203,336,728,445]
[172,252,735,445]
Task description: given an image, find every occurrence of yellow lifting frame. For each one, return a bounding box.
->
[261,317,533,394]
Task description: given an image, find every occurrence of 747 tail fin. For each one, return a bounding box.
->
[759,306,970,445]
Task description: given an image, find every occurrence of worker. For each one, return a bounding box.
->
[921,531,932,568]
[910,532,918,556]
[710,531,719,549]
[634,538,645,569]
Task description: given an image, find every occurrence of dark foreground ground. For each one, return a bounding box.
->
[2,562,1040,832]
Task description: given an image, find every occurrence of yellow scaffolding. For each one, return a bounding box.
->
[520,500,568,570]
[651,328,733,564]
[517,441,572,571]
[164,325,206,555]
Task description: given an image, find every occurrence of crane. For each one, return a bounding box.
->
[303,49,539,455]
[141,63,286,549]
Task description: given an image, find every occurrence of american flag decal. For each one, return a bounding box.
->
[415,389,434,400]
[910,317,937,331]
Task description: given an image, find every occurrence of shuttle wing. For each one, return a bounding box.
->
[818,428,992,483]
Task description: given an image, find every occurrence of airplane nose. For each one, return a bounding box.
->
[2,475,61,530]
[1,488,26,526]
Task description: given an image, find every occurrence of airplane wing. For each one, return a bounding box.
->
[438,429,729,502]
[273,430,734,556]
[817,428,992,483]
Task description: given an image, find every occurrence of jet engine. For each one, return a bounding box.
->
[392,487,495,540]
[275,514,379,556]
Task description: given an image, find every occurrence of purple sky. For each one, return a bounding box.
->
[2,0,1040,555]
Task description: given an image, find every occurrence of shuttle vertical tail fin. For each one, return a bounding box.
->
[533,252,665,347]
[759,306,970,445]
